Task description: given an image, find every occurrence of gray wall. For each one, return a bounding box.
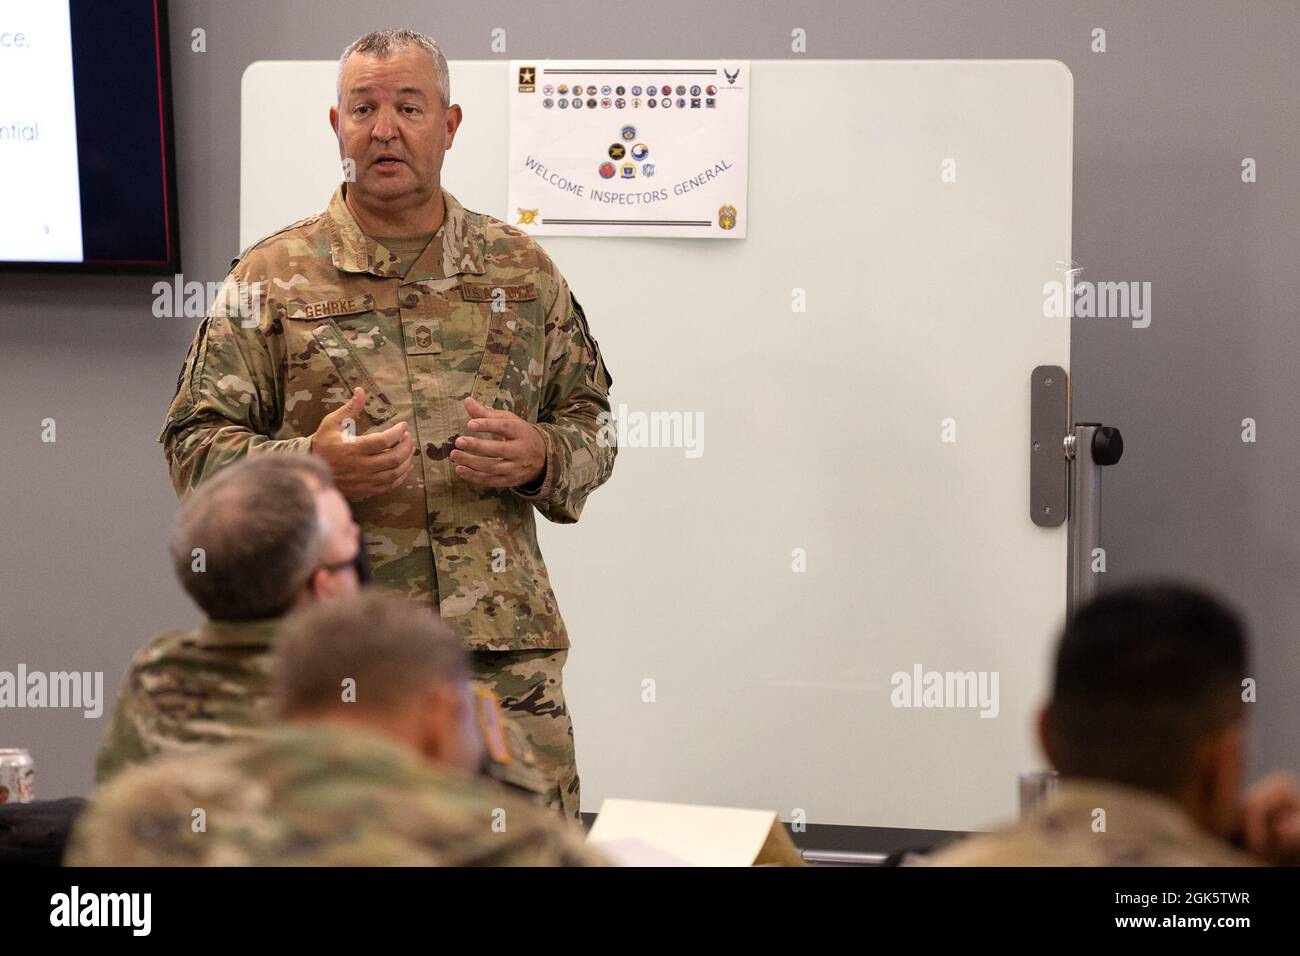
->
[3,0,1298,802]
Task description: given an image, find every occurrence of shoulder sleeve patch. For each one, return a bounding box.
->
[571,292,612,391]
[474,685,512,765]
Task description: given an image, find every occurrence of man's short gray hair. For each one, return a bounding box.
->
[273,591,467,716]
[170,455,336,621]
[337,29,450,109]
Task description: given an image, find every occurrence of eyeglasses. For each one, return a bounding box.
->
[313,544,371,585]
[317,548,361,576]
[317,558,356,574]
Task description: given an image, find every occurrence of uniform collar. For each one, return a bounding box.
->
[1044,778,1224,848]
[266,721,484,788]
[195,617,279,649]
[325,184,486,281]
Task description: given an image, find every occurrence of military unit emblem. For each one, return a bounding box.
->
[540,78,723,111]
[597,128,655,181]
[718,204,737,230]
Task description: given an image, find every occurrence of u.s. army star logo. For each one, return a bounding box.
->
[516,208,539,225]
[518,67,536,92]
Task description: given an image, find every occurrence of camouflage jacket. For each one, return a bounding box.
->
[925,779,1257,867]
[160,187,615,650]
[94,618,548,798]
[94,619,278,784]
[69,724,607,867]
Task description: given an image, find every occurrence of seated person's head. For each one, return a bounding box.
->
[272,591,484,774]
[171,455,362,620]
[1040,582,1249,837]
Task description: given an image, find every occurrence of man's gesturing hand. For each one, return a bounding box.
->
[451,396,546,489]
[310,387,414,500]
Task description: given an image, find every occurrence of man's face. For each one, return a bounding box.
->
[414,683,484,774]
[330,48,460,211]
[448,684,486,773]
[311,487,362,600]
[1206,719,1247,838]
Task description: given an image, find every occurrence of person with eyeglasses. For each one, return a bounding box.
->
[94,455,364,783]
[94,454,549,803]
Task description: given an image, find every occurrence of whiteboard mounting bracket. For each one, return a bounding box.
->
[1030,365,1070,528]
[1031,365,1126,610]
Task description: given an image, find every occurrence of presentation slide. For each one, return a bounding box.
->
[0,0,83,263]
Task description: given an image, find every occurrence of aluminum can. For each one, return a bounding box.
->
[0,749,35,804]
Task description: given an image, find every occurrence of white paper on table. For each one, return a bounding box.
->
[586,798,804,867]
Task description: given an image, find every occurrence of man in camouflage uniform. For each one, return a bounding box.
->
[928,584,1261,866]
[95,455,546,801]
[69,593,605,866]
[159,30,615,817]
[95,455,358,782]
[927,780,1256,866]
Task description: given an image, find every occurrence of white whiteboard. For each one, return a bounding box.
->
[241,59,1072,831]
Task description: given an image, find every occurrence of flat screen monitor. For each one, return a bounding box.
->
[0,0,179,273]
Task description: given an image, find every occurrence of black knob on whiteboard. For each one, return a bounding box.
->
[1091,426,1124,466]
